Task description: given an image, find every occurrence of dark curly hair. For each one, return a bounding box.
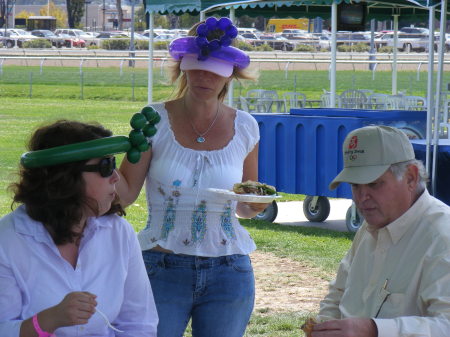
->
[10,120,124,245]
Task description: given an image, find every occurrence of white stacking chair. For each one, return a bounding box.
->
[320,92,342,108]
[358,89,374,96]
[339,89,368,109]
[386,95,406,110]
[367,93,390,109]
[402,96,427,110]
[246,89,280,113]
[239,96,252,112]
[283,92,307,111]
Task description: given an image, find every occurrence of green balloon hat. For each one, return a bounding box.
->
[21,106,161,168]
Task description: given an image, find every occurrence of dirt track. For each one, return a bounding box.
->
[1,48,448,72]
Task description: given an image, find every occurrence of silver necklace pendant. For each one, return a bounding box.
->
[196,136,206,143]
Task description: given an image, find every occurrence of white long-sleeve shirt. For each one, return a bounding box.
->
[0,205,158,337]
[318,190,450,337]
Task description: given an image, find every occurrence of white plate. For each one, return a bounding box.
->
[207,188,281,203]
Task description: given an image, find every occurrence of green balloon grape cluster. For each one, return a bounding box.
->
[127,106,161,163]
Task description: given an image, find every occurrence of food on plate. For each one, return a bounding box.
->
[301,317,317,337]
[232,180,276,196]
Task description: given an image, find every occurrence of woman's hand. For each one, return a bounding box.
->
[20,292,97,336]
[52,291,97,327]
[236,201,269,219]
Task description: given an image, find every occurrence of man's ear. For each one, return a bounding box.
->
[405,164,419,190]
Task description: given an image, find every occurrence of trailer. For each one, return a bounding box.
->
[252,108,427,232]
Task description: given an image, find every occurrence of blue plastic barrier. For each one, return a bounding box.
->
[253,108,427,199]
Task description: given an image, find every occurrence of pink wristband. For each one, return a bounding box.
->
[32,314,55,337]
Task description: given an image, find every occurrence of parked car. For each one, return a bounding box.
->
[318,32,370,50]
[399,27,429,35]
[0,29,37,48]
[281,29,317,47]
[424,34,449,53]
[239,32,265,47]
[258,34,295,51]
[56,33,86,48]
[95,31,129,39]
[376,32,428,52]
[0,31,21,48]
[281,29,312,40]
[237,27,261,35]
[54,29,95,46]
[7,28,37,39]
[120,31,148,40]
[153,33,175,41]
[31,29,65,48]
[317,34,331,50]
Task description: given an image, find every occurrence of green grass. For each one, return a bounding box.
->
[0,65,442,101]
[0,88,354,337]
[245,219,353,277]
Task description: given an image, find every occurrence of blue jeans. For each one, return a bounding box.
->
[142,250,255,337]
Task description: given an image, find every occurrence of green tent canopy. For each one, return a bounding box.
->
[143,0,442,20]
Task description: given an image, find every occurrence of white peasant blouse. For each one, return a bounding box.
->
[137,103,260,257]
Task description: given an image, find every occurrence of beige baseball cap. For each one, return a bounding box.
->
[329,125,415,190]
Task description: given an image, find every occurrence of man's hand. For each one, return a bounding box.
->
[312,318,377,337]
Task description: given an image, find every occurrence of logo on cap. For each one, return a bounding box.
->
[348,136,358,149]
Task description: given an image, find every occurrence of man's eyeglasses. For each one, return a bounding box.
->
[82,157,116,178]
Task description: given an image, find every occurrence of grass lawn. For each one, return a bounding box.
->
[0,93,354,336]
[0,66,441,101]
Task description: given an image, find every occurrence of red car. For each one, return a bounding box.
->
[56,33,86,48]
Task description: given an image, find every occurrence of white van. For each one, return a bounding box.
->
[237,27,261,36]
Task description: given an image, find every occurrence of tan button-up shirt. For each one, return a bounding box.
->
[318,190,450,337]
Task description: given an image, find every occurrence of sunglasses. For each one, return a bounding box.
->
[82,157,116,178]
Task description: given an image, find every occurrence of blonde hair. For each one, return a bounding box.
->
[168,19,257,101]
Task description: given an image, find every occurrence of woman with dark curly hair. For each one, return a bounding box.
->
[0,120,158,337]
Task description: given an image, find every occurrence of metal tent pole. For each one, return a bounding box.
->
[431,0,447,195]
[228,7,235,108]
[147,11,154,104]
[392,15,398,95]
[425,6,436,178]
[330,2,337,108]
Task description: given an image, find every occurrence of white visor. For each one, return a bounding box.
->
[180,54,233,78]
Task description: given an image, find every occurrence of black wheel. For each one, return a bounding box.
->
[303,196,330,222]
[252,201,278,222]
[345,205,364,232]
[6,40,14,48]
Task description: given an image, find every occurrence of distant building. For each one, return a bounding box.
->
[10,3,130,31]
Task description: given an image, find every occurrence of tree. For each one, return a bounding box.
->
[178,13,198,29]
[39,1,67,28]
[0,0,15,28]
[15,9,35,19]
[66,0,83,28]
[135,5,146,31]
[115,0,123,30]
[153,14,168,29]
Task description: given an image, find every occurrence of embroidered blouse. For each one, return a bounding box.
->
[137,103,260,257]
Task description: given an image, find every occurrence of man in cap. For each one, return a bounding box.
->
[311,125,450,337]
